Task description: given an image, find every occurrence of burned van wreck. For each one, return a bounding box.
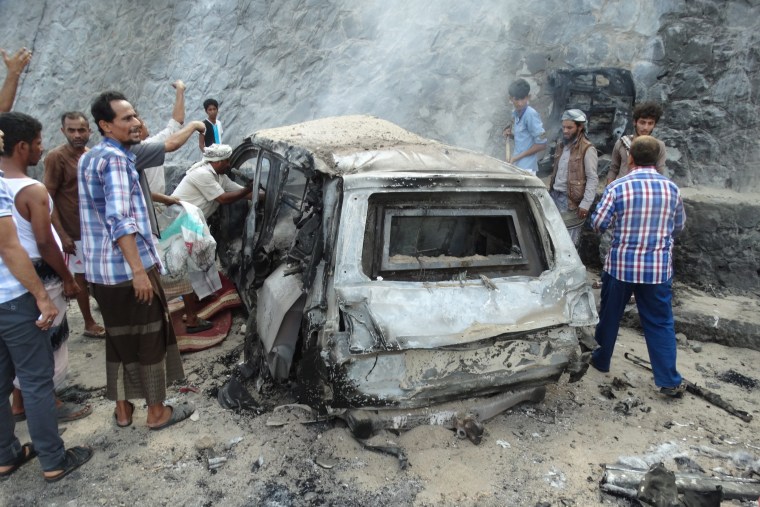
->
[226,115,597,438]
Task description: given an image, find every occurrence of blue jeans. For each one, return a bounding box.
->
[592,272,682,388]
[0,291,65,471]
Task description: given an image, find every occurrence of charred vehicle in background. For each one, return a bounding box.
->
[224,116,597,441]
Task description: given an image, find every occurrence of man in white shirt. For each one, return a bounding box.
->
[171,144,251,219]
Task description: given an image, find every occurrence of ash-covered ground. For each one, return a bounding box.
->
[2,274,760,507]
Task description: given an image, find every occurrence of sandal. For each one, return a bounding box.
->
[43,446,93,483]
[57,402,93,423]
[148,402,195,431]
[113,401,135,428]
[186,318,213,334]
[0,443,37,478]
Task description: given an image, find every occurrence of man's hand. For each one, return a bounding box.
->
[35,294,59,330]
[503,125,513,139]
[61,236,76,255]
[577,207,590,219]
[172,79,185,92]
[63,277,81,298]
[132,270,153,305]
[2,47,32,75]
[189,120,206,134]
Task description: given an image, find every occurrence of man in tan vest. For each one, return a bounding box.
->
[548,109,598,246]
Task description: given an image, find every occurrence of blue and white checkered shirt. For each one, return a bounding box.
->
[591,167,686,284]
[78,137,161,285]
[0,178,28,303]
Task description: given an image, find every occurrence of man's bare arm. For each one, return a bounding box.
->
[151,192,181,206]
[510,142,546,164]
[0,47,32,112]
[171,80,186,125]
[164,120,205,153]
[215,187,253,205]
[0,215,58,326]
[116,234,153,305]
[24,185,79,297]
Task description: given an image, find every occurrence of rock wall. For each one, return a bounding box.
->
[0,0,757,291]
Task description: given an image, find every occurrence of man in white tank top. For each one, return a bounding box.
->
[0,112,92,424]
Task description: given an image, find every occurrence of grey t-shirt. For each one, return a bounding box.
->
[131,142,166,171]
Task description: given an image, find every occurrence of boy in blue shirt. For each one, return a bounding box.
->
[503,79,547,174]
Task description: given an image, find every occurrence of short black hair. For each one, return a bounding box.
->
[630,135,660,166]
[203,98,219,111]
[633,102,663,123]
[508,79,530,100]
[91,91,128,135]
[0,112,42,157]
[60,111,88,127]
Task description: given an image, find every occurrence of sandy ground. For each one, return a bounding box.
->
[2,278,760,507]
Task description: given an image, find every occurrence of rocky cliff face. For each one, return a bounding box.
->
[0,0,757,291]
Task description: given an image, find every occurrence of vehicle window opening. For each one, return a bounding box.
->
[362,192,547,281]
[384,210,526,271]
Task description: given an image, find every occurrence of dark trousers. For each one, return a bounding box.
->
[0,292,65,470]
[592,271,682,388]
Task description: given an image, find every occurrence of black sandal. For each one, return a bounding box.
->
[43,446,93,483]
[0,443,37,478]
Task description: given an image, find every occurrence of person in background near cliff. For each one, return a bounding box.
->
[606,102,667,184]
[0,112,93,424]
[198,98,222,152]
[0,128,93,483]
[79,91,194,430]
[0,47,32,112]
[598,102,668,284]
[590,135,685,398]
[548,109,598,247]
[502,78,547,174]
[43,111,107,339]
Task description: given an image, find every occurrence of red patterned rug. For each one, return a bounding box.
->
[170,273,243,353]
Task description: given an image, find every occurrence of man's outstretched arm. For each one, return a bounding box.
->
[0,47,32,112]
[165,120,206,152]
[171,80,186,125]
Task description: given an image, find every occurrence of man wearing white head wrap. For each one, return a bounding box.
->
[548,109,598,247]
[171,143,252,219]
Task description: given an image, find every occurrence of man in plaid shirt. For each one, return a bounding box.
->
[78,91,192,430]
[590,135,686,397]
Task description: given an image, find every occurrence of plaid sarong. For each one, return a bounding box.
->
[91,267,184,405]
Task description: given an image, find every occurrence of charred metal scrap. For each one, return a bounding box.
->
[216,115,597,440]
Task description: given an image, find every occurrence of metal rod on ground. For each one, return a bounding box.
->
[602,464,760,501]
[623,352,753,423]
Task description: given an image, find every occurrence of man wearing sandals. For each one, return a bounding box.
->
[0,131,92,482]
[78,91,195,429]
[0,112,93,424]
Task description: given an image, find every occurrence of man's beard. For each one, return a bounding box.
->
[123,131,142,146]
[562,133,577,146]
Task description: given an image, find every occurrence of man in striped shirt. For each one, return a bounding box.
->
[590,135,686,397]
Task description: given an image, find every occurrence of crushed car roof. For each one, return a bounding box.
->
[249,115,541,184]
